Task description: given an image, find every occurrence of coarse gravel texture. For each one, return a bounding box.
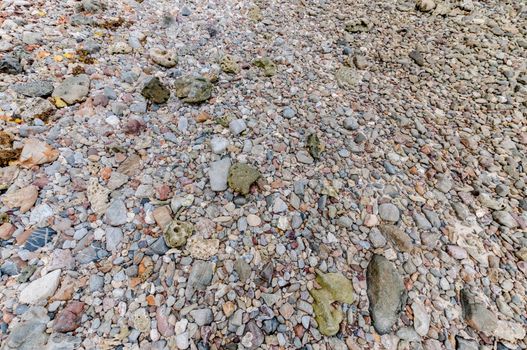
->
[0,0,526,349]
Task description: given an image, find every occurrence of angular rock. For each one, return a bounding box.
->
[380,225,414,252]
[13,80,54,97]
[252,57,277,77]
[174,75,213,103]
[19,139,59,167]
[186,236,219,260]
[1,185,39,213]
[19,269,61,304]
[209,158,231,191]
[185,260,213,298]
[104,199,127,226]
[149,48,178,68]
[367,255,406,334]
[141,77,170,104]
[23,227,57,252]
[53,301,85,332]
[0,55,22,74]
[227,163,261,195]
[52,74,90,105]
[460,289,497,334]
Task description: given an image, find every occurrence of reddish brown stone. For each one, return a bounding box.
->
[53,301,84,333]
[0,223,15,240]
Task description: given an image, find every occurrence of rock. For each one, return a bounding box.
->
[455,336,479,350]
[131,308,150,333]
[343,117,359,130]
[409,50,426,66]
[174,75,213,103]
[29,204,54,225]
[353,55,368,69]
[252,57,277,76]
[13,80,54,97]
[296,150,314,164]
[149,48,178,68]
[378,203,400,222]
[45,333,81,350]
[367,255,406,334]
[447,245,468,260]
[209,158,231,191]
[416,0,436,12]
[186,236,219,260]
[234,258,252,282]
[516,247,527,261]
[52,74,90,105]
[105,227,123,251]
[307,134,323,160]
[19,98,55,121]
[185,261,213,298]
[190,308,213,326]
[335,66,359,88]
[396,326,420,341]
[164,219,193,248]
[369,229,387,248]
[19,139,59,167]
[0,223,15,240]
[87,178,110,216]
[210,136,229,154]
[1,185,38,213]
[413,212,432,230]
[3,307,49,349]
[411,300,430,336]
[282,107,296,119]
[243,320,265,349]
[310,270,354,336]
[88,275,104,292]
[229,119,247,135]
[460,289,497,334]
[227,163,261,195]
[247,214,261,227]
[23,227,57,252]
[81,0,106,12]
[53,301,84,332]
[494,320,526,342]
[104,199,127,226]
[220,55,240,74]
[19,269,61,304]
[152,205,172,231]
[141,77,170,104]
[0,55,22,74]
[0,165,19,190]
[492,210,518,228]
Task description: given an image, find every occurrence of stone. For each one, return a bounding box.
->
[229,119,247,135]
[52,74,90,105]
[0,223,15,240]
[409,50,426,66]
[29,204,54,225]
[209,158,231,191]
[1,185,38,213]
[234,258,252,282]
[186,236,219,260]
[220,55,240,74]
[185,261,213,298]
[19,98,55,121]
[152,206,172,231]
[19,139,59,167]
[310,271,354,336]
[174,75,213,103]
[247,214,261,227]
[190,308,213,326]
[87,178,110,216]
[19,269,61,304]
[460,289,497,334]
[81,0,106,12]
[455,336,479,350]
[106,227,123,251]
[416,0,436,12]
[344,117,359,130]
[210,136,229,154]
[104,199,127,226]
[447,245,468,260]
[282,107,296,119]
[227,163,261,195]
[164,219,193,248]
[243,320,265,349]
[378,203,400,222]
[53,301,84,332]
[367,255,406,335]
[0,55,22,74]
[141,77,170,104]
[23,227,57,252]
[13,80,54,97]
[252,57,277,77]
[411,300,430,336]
[149,48,178,68]
[3,308,49,349]
[335,66,359,88]
[44,334,81,350]
[494,320,526,342]
[369,229,387,248]
[492,210,518,228]
[131,308,150,333]
[307,133,323,160]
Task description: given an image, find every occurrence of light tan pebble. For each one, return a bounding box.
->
[247,214,261,226]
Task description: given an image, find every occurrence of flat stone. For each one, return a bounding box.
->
[190,308,213,326]
[460,289,497,334]
[380,225,414,252]
[185,261,213,298]
[234,258,252,282]
[104,199,127,226]
[367,255,406,334]
[379,203,400,222]
[1,185,38,213]
[411,300,430,336]
[174,75,213,103]
[52,74,90,105]
[227,163,261,195]
[13,80,54,97]
[229,119,247,135]
[106,227,123,251]
[19,269,61,304]
[210,136,229,154]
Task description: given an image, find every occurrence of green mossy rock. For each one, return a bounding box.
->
[164,219,193,248]
[252,57,277,77]
[174,76,213,104]
[141,77,170,104]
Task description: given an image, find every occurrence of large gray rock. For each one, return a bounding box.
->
[13,80,54,97]
[367,255,406,334]
[209,158,231,191]
[104,199,127,226]
[52,75,90,105]
[185,261,213,298]
[3,307,49,350]
[460,289,497,334]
